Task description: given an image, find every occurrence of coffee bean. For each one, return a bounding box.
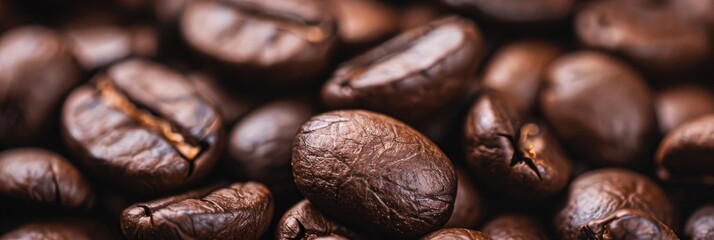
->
[482,40,562,115]
[655,86,714,135]
[180,0,337,84]
[482,214,548,240]
[421,228,490,240]
[465,92,571,199]
[322,16,483,125]
[444,168,482,229]
[121,182,273,240]
[541,51,656,166]
[331,0,398,51]
[228,98,315,207]
[686,204,714,240]
[656,115,714,184]
[1,219,119,240]
[0,26,81,146]
[576,0,711,73]
[66,25,158,71]
[440,0,575,23]
[277,199,366,240]
[62,59,223,194]
[0,148,93,208]
[555,168,674,240]
[292,110,457,238]
[577,208,678,240]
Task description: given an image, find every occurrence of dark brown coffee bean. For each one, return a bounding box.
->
[555,168,674,240]
[322,16,483,125]
[656,115,714,184]
[0,219,119,240]
[0,148,92,208]
[277,199,366,240]
[292,110,457,238]
[464,92,571,199]
[0,26,81,146]
[482,40,562,115]
[188,72,256,124]
[576,0,711,73]
[66,25,158,71]
[331,0,398,49]
[440,0,575,23]
[228,98,315,205]
[62,59,223,194]
[121,182,273,240]
[444,169,483,229]
[655,86,714,135]
[482,214,548,240]
[180,0,337,84]
[541,51,656,166]
[577,209,679,240]
[421,228,490,240]
[686,204,714,240]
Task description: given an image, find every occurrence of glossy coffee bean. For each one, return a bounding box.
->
[66,25,157,71]
[655,86,714,134]
[121,182,273,240]
[440,0,575,23]
[555,168,674,240]
[180,0,337,84]
[686,204,714,240]
[465,92,571,199]
[0,219,118,240]
[421,228,490,240]
[0,26,81,146]
[576,0,711,73]
[188,72,255,124]
[444,168,482,229]
[228,98,314,204]
[656,115,714,184]
[277,199,366,240]
[0,148,92,208]
[292,110,457,238]
[577,209,678,240]
[322,16,483,125]
[482,214,548,240]
[541,51,656,166]
[62,59,223,194]
[332,0,398,49]
[482,40,562,114]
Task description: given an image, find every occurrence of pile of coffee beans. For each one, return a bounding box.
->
[2,0,714,239]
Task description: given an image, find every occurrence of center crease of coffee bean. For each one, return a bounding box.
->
[95,77,202,160]
[504,123,543,181]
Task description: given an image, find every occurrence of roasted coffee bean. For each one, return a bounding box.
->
[482,214,548,240]
[555,168,674,240]
[292,110,457,238]
[180,0,337,84]
[576,0,711,73]
[656,115,714,184]
[0,219,119,240]
[66,25,158,71]
[541,51,656,166]
[444,168,482,229]
[62,59,223,194]
[482,40,562,115]
[228,98,314,205]
[0,26,81,146]
[440,0,575,23]
[188,72,256,124]
[277,199,365,240]
[464,92,571,199]
[686,204,714,240]
[0,148,92,208]
[577,209,679,240]
[121,182,273,240]
[322,16,483,125]
[655,86,714,135]
[421,228,490,240]
[331,0,398,50]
